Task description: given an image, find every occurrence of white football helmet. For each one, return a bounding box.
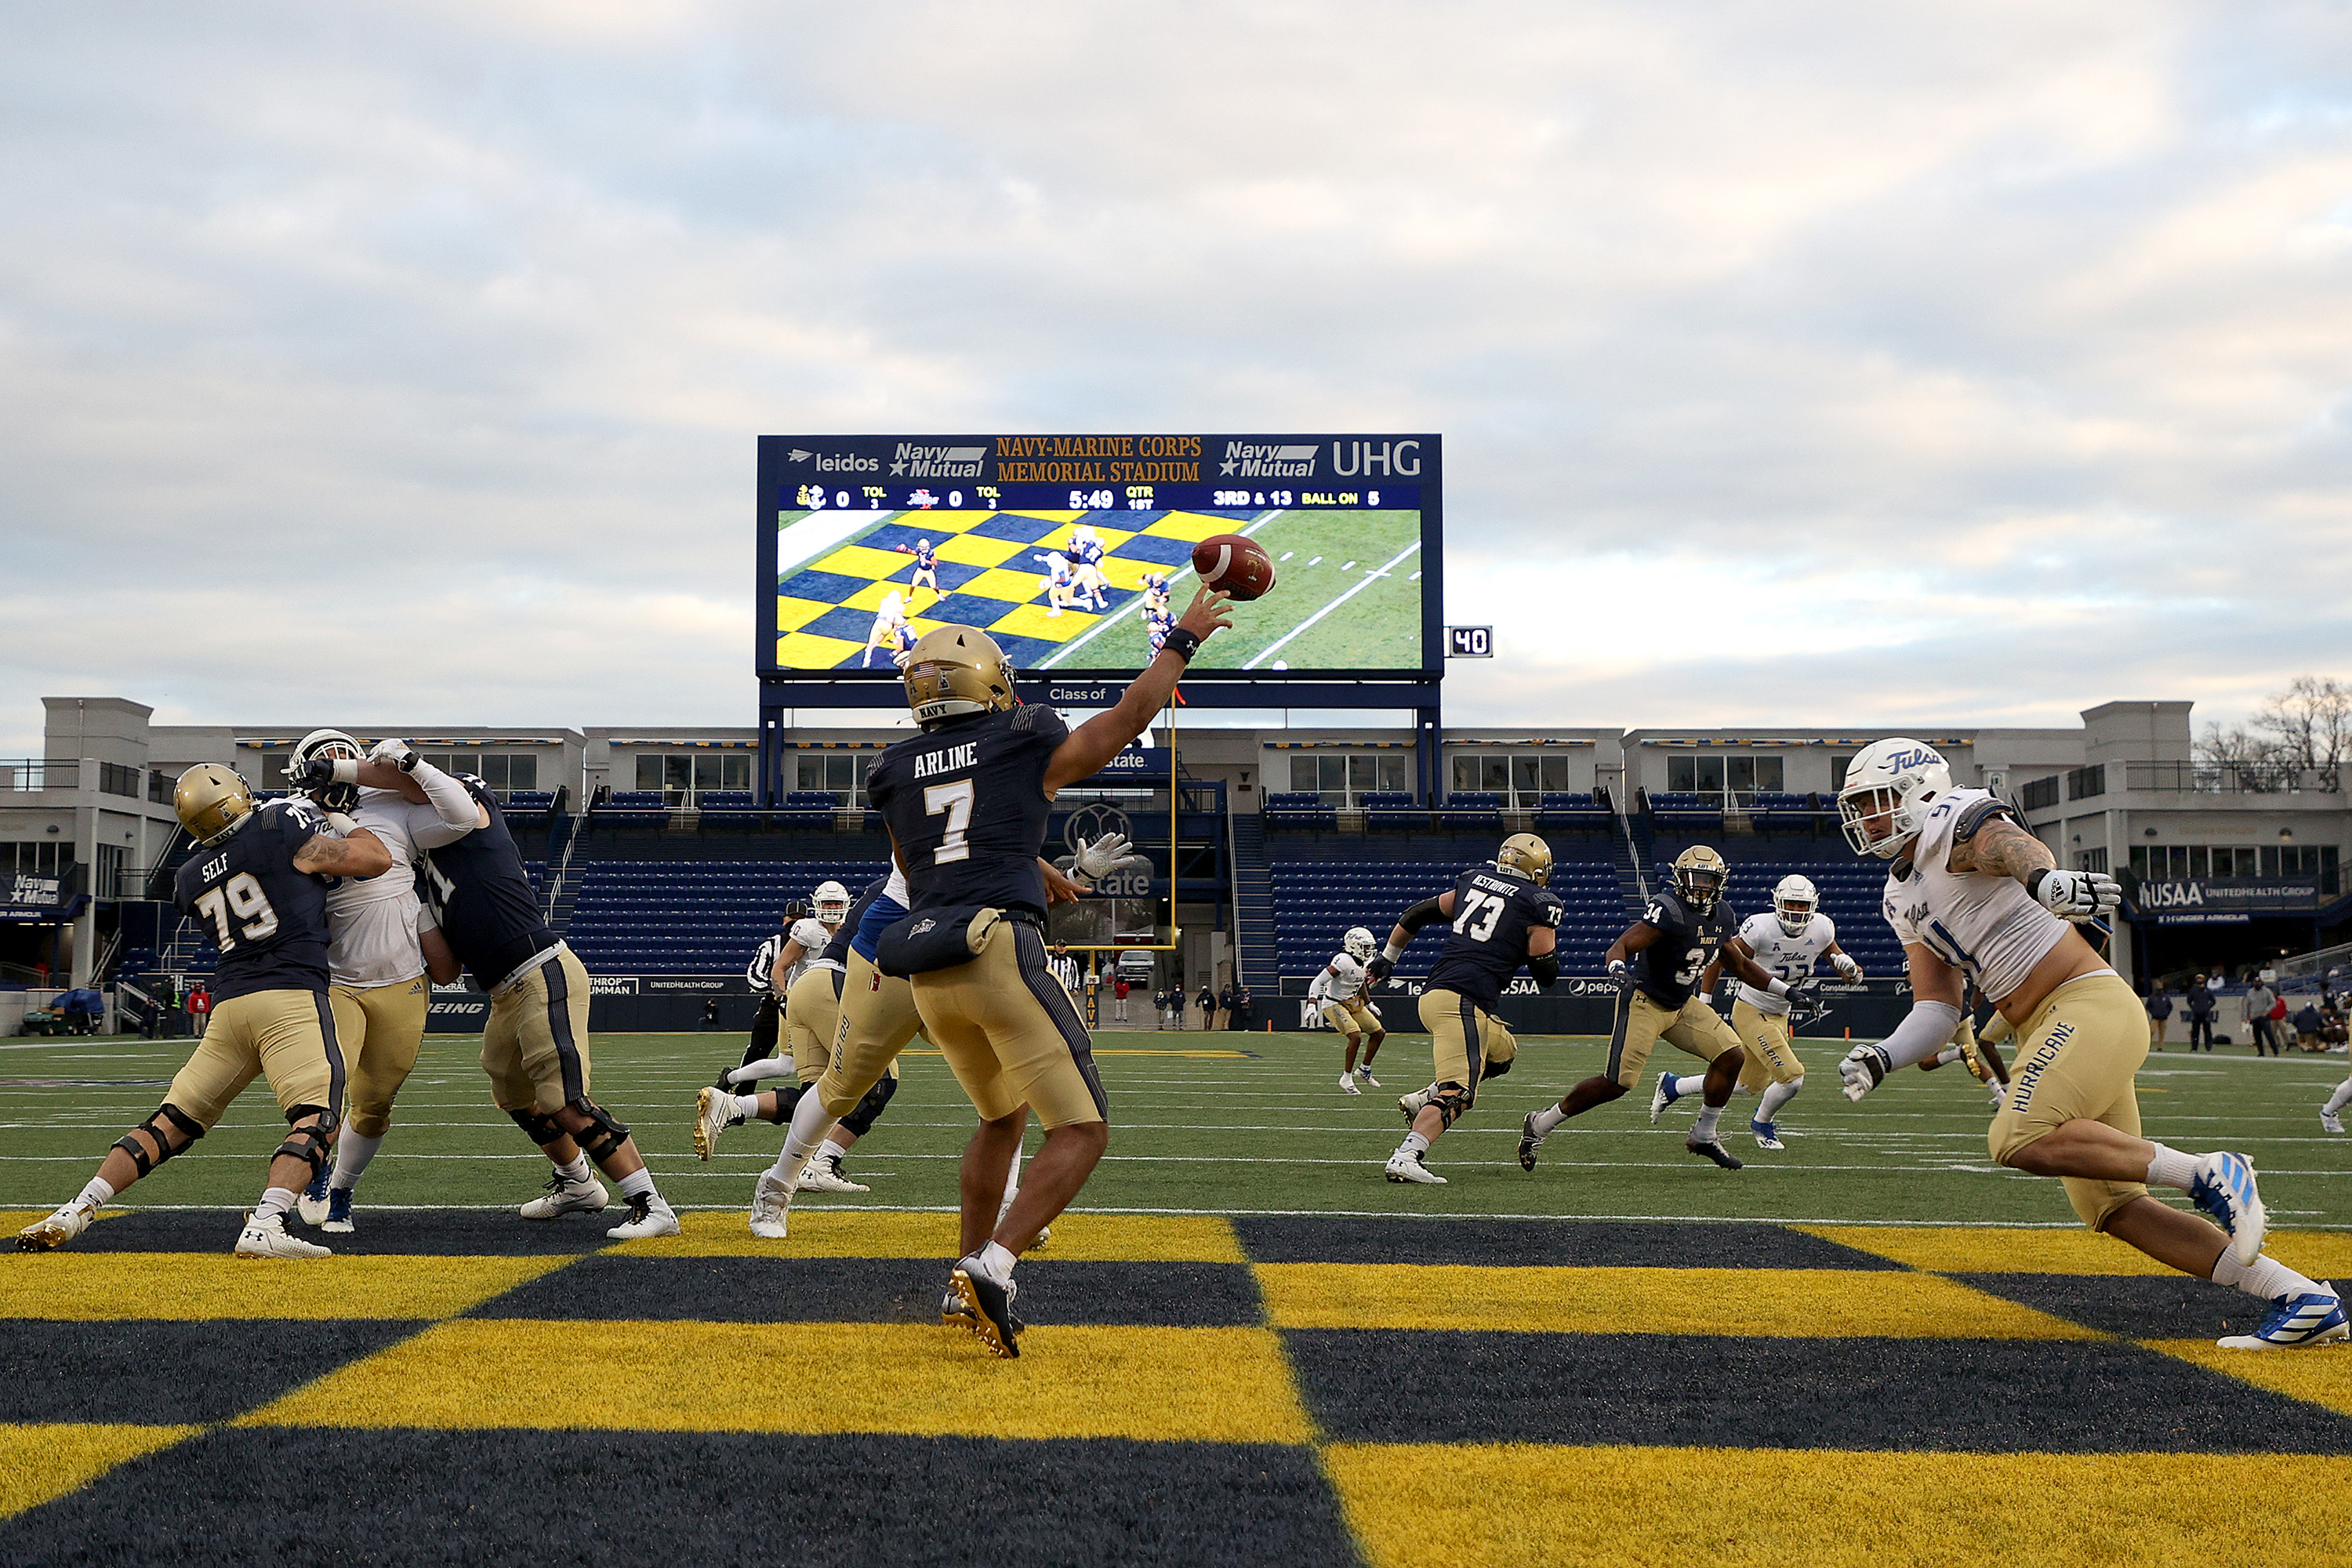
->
[1838,739,1953,860]
[1343,927,1377,962]
[287,728,365,813]
[812,880,851,927]
[1773,874,1819,938]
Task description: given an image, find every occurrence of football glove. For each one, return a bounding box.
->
[297,754,359,787]
[1831,953,1862,982]
[2027,867,2122,920]
[1367,956,1394,983]
[1839,1043,1893,1102]
[1607,958,1631,988]
[368,737,420,773]
[1069,833,1130,887]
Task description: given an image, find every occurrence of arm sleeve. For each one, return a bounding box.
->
[1528,952,1559,988]
[1397,897,1446,935]
[406,760,481,844]
[1876,1000,1965,1069]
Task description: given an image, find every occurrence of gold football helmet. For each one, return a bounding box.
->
[1671,844,1729,913]
[1495,832,1553,887]
[902,626,1016,728]
[175,764,256,845]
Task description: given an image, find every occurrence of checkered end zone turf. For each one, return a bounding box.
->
[6,1213,2352,1568]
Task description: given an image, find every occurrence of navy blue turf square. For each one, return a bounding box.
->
[969,512,1062,544]
[924,590,1030,625]
[777,568,869,604]
[803,606,888,644]
[1109,532,1196,566]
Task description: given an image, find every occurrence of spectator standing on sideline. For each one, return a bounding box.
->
[1216,983,1234,1030]
[2246,977,2281,1057]
[2147,985,2172,1051]
[1195,982,1215,1030]
[1112,975,1130,1025]
[186,982,212,1039]
[1230,982,1253,1032]
[2187,975,2216,1051]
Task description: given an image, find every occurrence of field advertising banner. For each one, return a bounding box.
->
[757,434,1440,679]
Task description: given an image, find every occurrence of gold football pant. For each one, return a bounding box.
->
[330,975,429,1138]
[1419,988,1516,1115]
[1988,970,2151,1230]
[481,945,593,1116]
[813,949,919,1117]
[1322,997,1380,1036]
[1729,999,1805,1093]
[164,989,344,1129]
[1606,990,1740,1090]
[784,965,846,1087]
[911,916,1107,1130]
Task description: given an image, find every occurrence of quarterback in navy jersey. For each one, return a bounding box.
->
[858,587,1234,1357]
[19,765,390,1257]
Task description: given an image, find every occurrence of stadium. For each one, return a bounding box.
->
[9,11,2352,1568]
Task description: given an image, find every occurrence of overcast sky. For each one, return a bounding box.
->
[4,1,2348,753]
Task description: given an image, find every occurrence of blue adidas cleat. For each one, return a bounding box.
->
[1750,1120,1784,1151]
[2190,1152,2267,1267]
[321,1187,354,1234]
[2218,1285,2349,1350]
[1649,1071,1680,1124]
[297,1159,335,1227]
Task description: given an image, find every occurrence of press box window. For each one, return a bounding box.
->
[1664,755,1784,797]
[791,752,874,807]
[637,753,753,796]
[421,752,539,793]
[1288,753,1410,806]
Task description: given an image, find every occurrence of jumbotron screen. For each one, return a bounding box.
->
[756,433,1440,679]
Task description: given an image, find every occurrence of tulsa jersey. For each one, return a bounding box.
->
[1732,911,1836,1017]
[1312,952,1370,1004]
[419,779,557,990]
[779,916,835,986]
[326,787,477,989]
[869,706,1066,916]
[1882,788,2069,1003]
[1632,887,1737,1010]
[174,799,335,1001]
[1424,866,1563,1011]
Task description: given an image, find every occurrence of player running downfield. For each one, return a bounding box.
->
[19,766,390,1257]
[1370,834,1562,1185]
[1519,845,1791,1172]
[1653,873,1861,1150]
[1834,739,2344,1350]
[1312,927,1387,1094]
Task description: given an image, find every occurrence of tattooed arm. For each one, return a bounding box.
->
[293,829,394,880]
[1946,815,2053,882]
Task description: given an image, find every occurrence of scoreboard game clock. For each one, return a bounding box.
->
[757,432,1442,681]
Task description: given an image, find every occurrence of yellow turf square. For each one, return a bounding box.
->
[1798,1225,2181,1276]
[773,595,836,633]
[243,1321,1312,1443]
[841,579,920,612]
[609,1210,1243,1261]
[0,1254,572,1320]
[0,1423,200,1523]
[957,565,1054,602]
[2146,1338,2352,1414]
[989,602,1098,642]
[1252,1265,2092,1339]
[809,543,916,582]
[888,510,989,534]
[932,532,1027,568]
[1323,1443,2352,1568]
[1001,510,1085,524]
[1147,511,1237,542]
[775,630,865,669]
[1095,555,1168,590]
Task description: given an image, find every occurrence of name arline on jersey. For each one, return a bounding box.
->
[912,743,979,780]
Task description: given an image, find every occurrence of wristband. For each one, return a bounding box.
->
[1768,977,1792,999]
[1381,942,1405,965]
[330,759,361,784]
[1069,866,1096,891]
[1160,626,1202,662]
[2025,867,2051,901]
[1697,991,1714,1007]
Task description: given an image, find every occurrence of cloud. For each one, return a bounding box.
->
[1,1,2347,755]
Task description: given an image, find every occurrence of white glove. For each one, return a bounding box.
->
[1987,1080,2006,1109]
[1839,1043,1893,1102]
[1607,958,1631,986]
[1832,953,1862,982]
[1070,833,1131,886]
[368,737,420,773]
[2029,867,2122,920]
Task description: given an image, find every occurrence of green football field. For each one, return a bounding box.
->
[6,1026,2347,1225]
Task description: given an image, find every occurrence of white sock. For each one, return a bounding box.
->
[728,1094,761,1123]
[818,1138,850,1165]
[2212,1249,2323,1302]
[2326,1080,2352,1116]
[1398,1131,1431,1157]
[1691,1104,1723,1139]
[2146,1144,2200,1191]
[616,1167,665,1207]
[967,1239,1018,1283]
[329,1131,383,1189]
[997,1136,1025,1221]
[554,1154,593,1184]
[1671,1073,1707,1100]
[1530,1104,1566,1138]
[1758,1079,1803,1123]
[254,1186,297,1221]
[74,1176,115,1210]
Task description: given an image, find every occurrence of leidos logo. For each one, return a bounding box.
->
[788,449,879,474]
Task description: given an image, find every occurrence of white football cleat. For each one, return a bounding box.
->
[2218,1285,2350,1350]
[797,1155,870,1193]
[1649,1071,1678,1125]
[2323,1108,2345,1135]
[297,1161,334,1227]
[694,1086,735,1160]
[15,1201,96,1252]
[1750,1120,1785,1152]
[1339,1072,1361,1095]
[2189,1152,2267,1267]
[235,1210,330,1259]
[604,1192,681,1240]
[1355,1065,1381,1087]
[748,1171,793,1238]
[1396,1087,1433,1123]
[1385,1149,1446,1184]
[520,1171,609,1221]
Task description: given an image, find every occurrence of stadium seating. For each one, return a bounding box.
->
[1642,791,1725,832]
[1532,792,1612,831]
[1436,792,1504,829]
[1650,857,1904,975]
[1263,792,1337,831]
[562,859,887,974]
[500,790,557,829]
[592,791,671,829]
[1272,858,1630,978]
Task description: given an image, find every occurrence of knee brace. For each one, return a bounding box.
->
[762,1083,805,1125]
[839,1073,898,1138]
[1479,1055,1513,1081]
[113,1102,205,1178]
[1429,1081,1474,1131]
[274,1105,339,1178]
[567,1097,631,1164]
[507,1108,565,1147]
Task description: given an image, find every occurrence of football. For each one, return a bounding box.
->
[1191,532,1276,601]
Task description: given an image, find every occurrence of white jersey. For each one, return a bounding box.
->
[779,917,834,989]
[325,788,473,988]
[1882,787,2069,1003]
[1733,911,1835,1016]
[1312,953,1369,1005]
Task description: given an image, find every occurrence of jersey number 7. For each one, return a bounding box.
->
[924,779,974,865]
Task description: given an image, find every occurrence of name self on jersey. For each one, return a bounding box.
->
[868,706,1069,916]
[1424,866,1563,1009]
[173,798,336,1001]
[1632,887,1736,1009]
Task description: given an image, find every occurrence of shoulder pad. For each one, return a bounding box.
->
[1010,704,1064,734]
[1950,796,2015,845]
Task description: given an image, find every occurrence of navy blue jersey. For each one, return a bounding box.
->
[1630,887,1737,1008]
[821,876,891,967]
[868,706,1067,916]
[419,779,556,989]
[914,545,937,572]
[174,799,335,1001]
[1423,865,1563,1011]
